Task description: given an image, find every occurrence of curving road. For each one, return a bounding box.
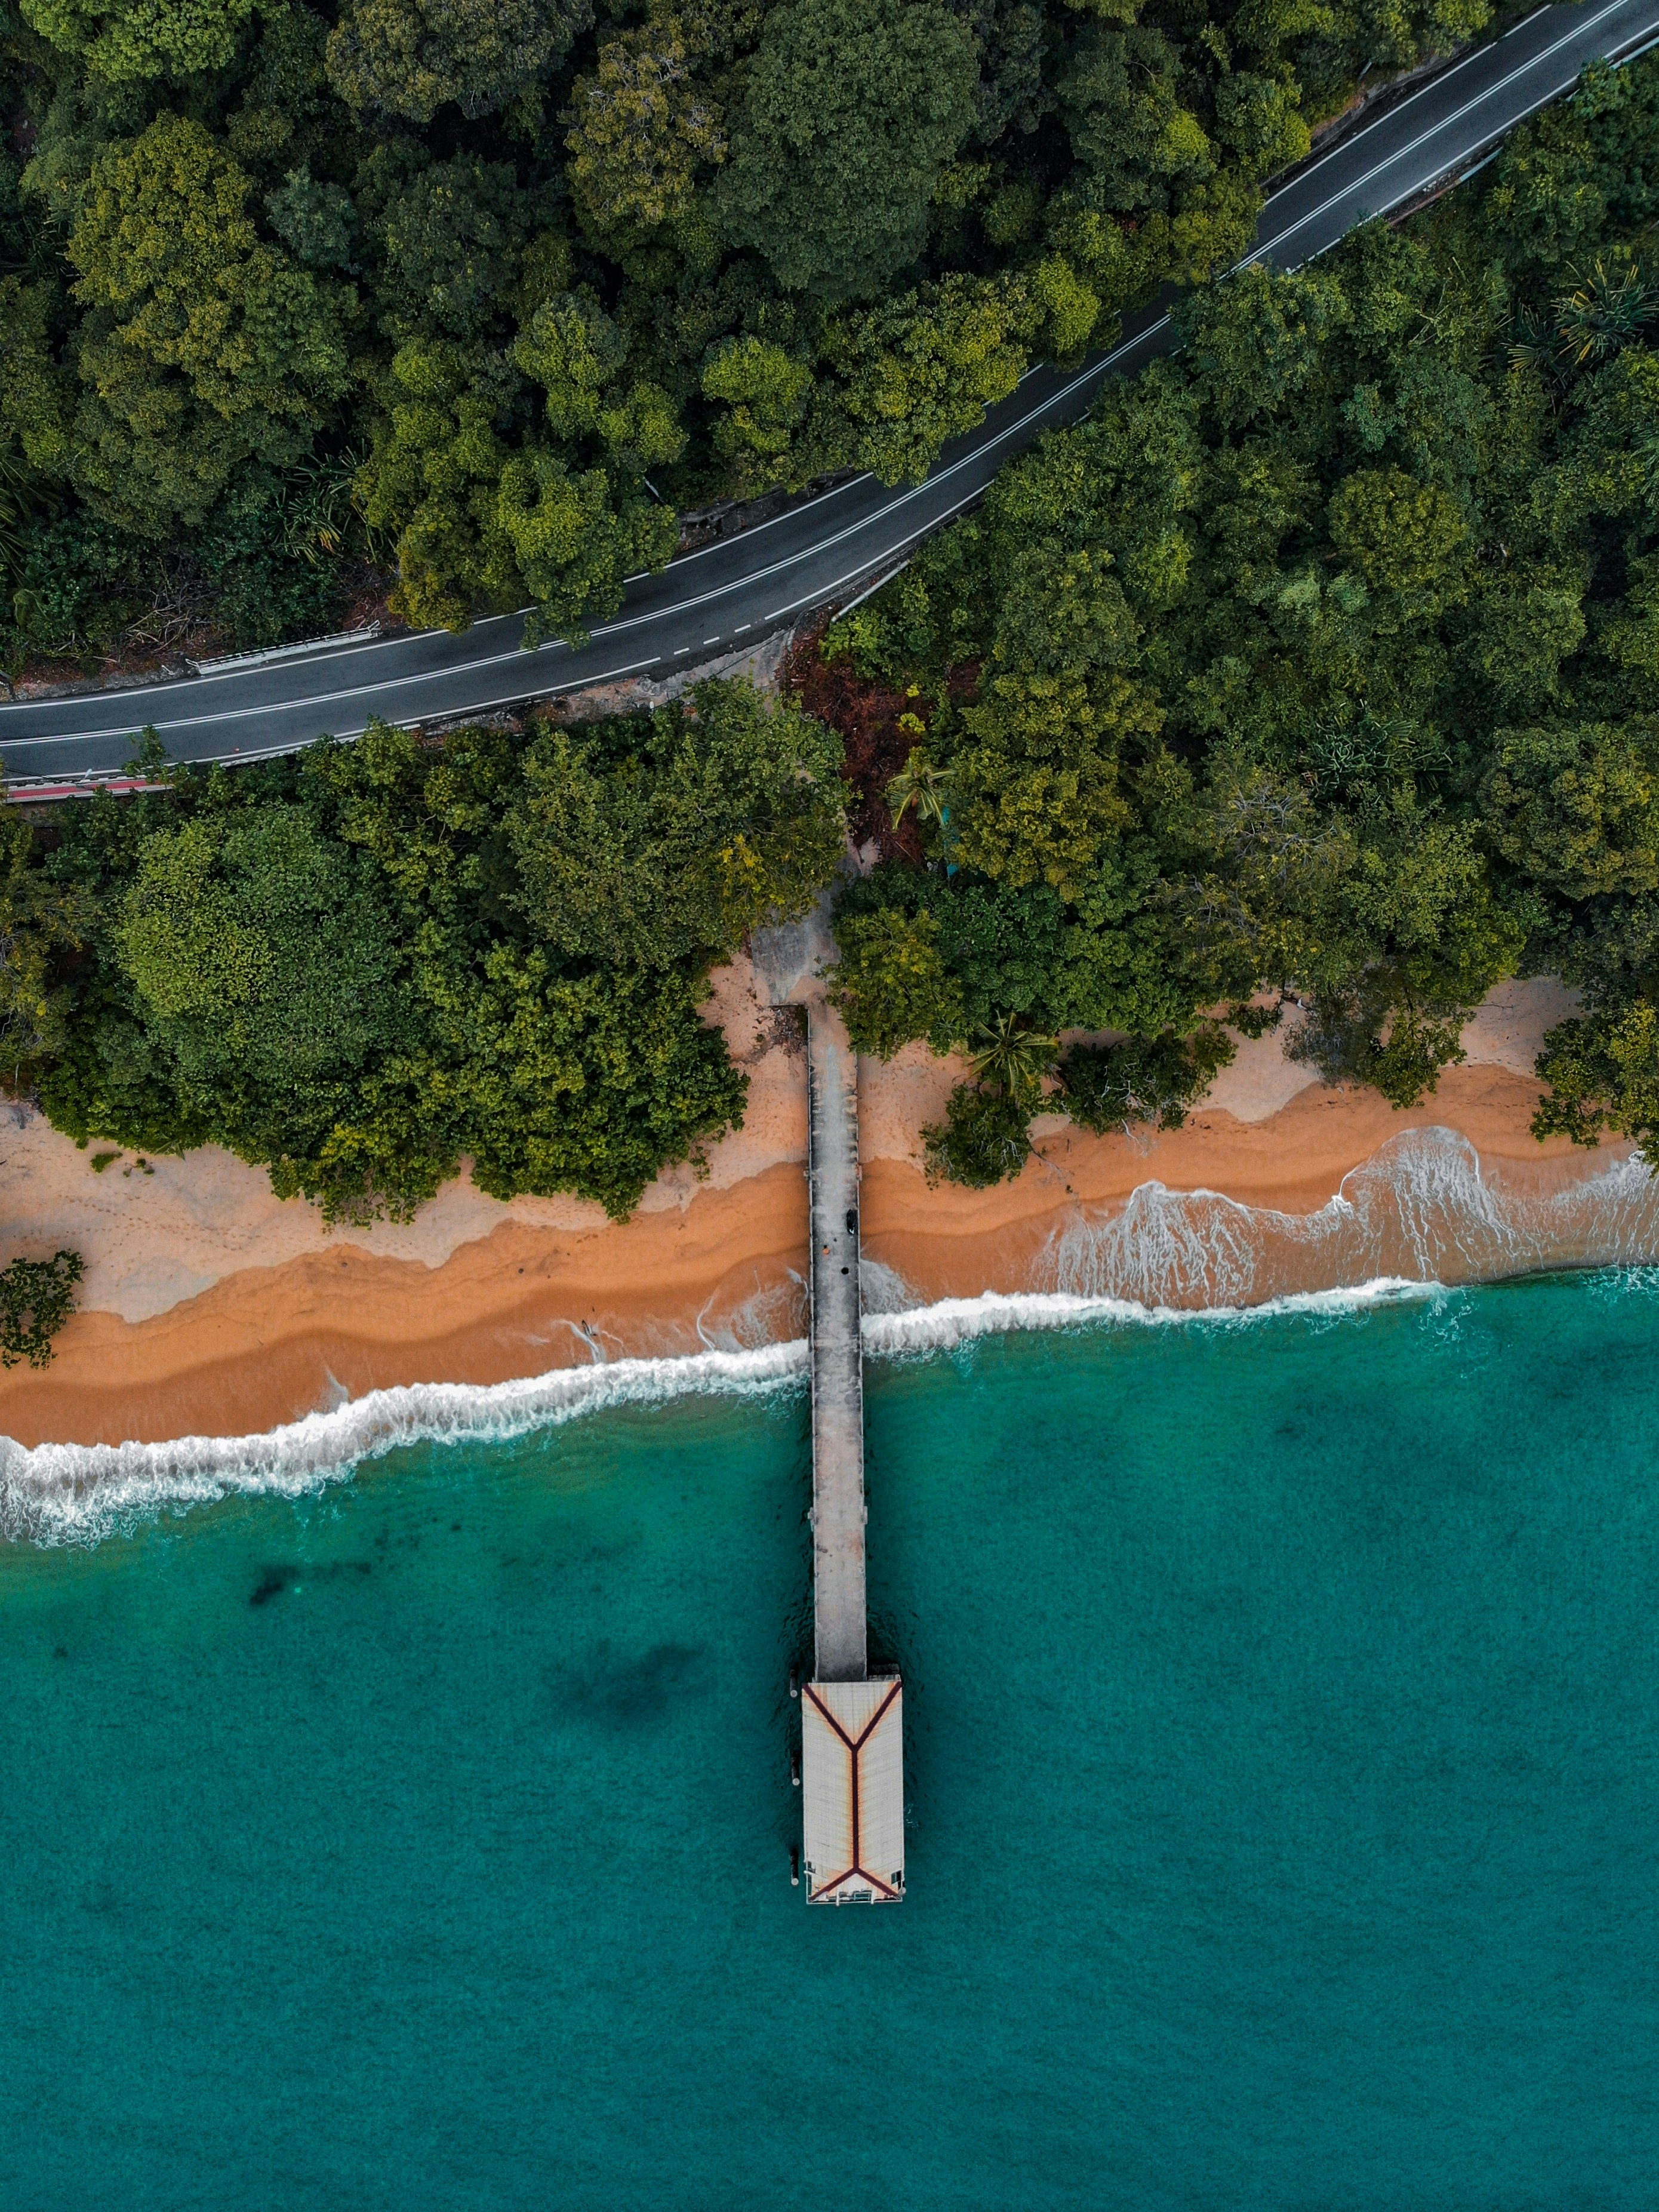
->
[6,0,1658,792]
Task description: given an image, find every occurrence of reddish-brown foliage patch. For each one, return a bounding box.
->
[783,617,978,865]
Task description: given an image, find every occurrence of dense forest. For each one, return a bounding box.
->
[1,0,1483,667]
[824,53,1659,1183]
[3,16,1659,1242]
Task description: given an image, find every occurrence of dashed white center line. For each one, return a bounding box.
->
[673,646,690,656]
[703,636,720,645]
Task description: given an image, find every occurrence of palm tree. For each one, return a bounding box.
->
[886,747,952,831]
[1507,303,1562,384]
[968,1011,1058,1101]
[1552,257,1656,372]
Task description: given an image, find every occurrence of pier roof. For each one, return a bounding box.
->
[801,1677,904,1905]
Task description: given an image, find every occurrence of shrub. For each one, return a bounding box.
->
[1059,1026,1235,1134]
[922,1081,1031,1187]
[0,1248,84,1368]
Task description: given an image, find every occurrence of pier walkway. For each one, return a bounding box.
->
[804,998,866,1682]
[753,888,903,1900]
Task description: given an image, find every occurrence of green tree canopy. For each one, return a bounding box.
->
[0,810,91,1083]
[512,291,684,470]
[113,803,413,1104]
[827,906,964,1059]
[65,116,350,530]
[355,339,522,630]
[565,19,727,233]
[31,688,844,1224]
[700,336,812,491]
[1483,721,1659,900]
[504,680,845,967]
[326,0,590,122]
[824,275,1033,485]
[23,0,257,81]
[374,158,526,339]
[717,0,979,304]
[495,448,676,642]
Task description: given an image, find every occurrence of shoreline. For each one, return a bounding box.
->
[0,1059,1643,1451]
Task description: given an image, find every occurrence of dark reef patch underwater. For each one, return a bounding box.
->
[3,1275,1658,2208]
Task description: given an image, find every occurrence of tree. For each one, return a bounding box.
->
[1055,17,1273,294]
[303,699,835,1218]
[375,158,525,339]
[495,450,676,643]
[1284,799,1522,1105]
[565,20,726,233]
[416,951,746,1217]
[951,668,1156,897]
[827,907,963,1058]
[824,275,1032,485]
[1548,349,1659,524]
[355,340,522,631]
[1177,262,1349,432]
[0,279,73,482]
[700,337,812,492]
[1060,1026,1235,1132]
[0,811,91,1082]
[512,291,685,471]
[504,682,845,968]
[23,0,257,81]
[1027,255,1102,360]
[967,1008,1057,1099]
[1532,997,1659,1153]
[326,0,590,122]
[112,804,413,1106]
[716,0,979,304]
[5,512,146,660]
[1548,254,1657,373]
[886,749,952,830]
[1325,466,1469,608]
[65,118,350,531]
[1213,69,1310,180]
[1483,721,1659,899]
[29,700,824,1227]
[922,1081,1032,1186]
[264,168,358,273]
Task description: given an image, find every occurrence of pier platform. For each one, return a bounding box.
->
[801,1676,905,1903]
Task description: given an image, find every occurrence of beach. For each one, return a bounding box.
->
[0,969,1642,1448]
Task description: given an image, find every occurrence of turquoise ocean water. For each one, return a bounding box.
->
[3,1273,1658,2207]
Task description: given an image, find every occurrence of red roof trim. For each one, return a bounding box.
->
[804,1679,903,1903]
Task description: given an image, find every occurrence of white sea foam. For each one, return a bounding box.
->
[0,1341,807,1549]
[861,1271,1442,1355]
[0,1279,1441,1548]
[9,1125,1658,1548]
[1047,1127,1659,1308]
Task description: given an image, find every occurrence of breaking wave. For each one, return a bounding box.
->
[5,1126,1655,1547]
[0,1277,1438,1548]
[0,1343,806,1549]
[1047,1127,1659,1307]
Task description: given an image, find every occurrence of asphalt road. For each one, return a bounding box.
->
[7,0,1658,790]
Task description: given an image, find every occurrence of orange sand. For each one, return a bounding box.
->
[0,1062,1626,1449]
[863,1063,1620,1303]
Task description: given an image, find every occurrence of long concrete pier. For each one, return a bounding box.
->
[804,1000,866,1682]
[753,891,903,1900]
